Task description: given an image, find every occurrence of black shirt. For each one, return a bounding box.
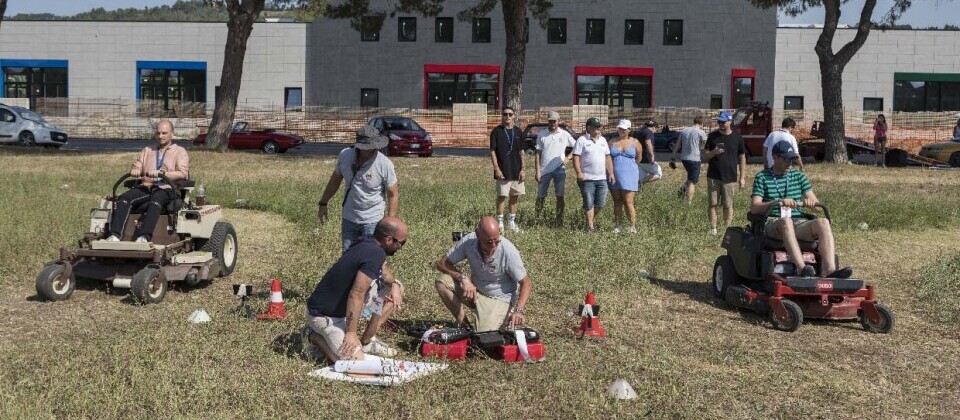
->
[633,127,655,164]
[490,124,523,180]
[704,130,746,183]
[306,238,386,318]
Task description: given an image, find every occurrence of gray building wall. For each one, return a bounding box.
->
[0,21,308,107]
[775,28,960,112]
[307,0,777,109]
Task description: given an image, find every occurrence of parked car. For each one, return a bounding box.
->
[192,121,305,154]
[368,116,433,157]
[0,103,68,148]
[918,136,960,167]
[521,123,578,155]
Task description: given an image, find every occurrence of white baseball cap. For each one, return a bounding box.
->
[617,119,632,130]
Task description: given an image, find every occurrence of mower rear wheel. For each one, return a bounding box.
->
[860,303,895,334]
[131,266,167,304]
[201,222,238,276]
[769,299,803,332]
[36,263,75,301]
[711,256,738,299]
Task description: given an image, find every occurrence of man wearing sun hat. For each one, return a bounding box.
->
[703,111,746,236]
[534,110,576,223]
[317,125,400,251]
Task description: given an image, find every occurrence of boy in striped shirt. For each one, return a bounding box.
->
[750,141,852,278]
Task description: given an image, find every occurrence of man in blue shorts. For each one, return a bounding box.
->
[671,116,707,204]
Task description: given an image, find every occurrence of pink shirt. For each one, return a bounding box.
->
[874,122,887,140]
[131,143,190,189]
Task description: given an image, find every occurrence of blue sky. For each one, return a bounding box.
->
[5,0,960,28]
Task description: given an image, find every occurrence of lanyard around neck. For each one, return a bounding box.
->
[770,168,790,199]
[156,146,169,170]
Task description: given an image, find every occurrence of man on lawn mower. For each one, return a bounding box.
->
[106,119,189,243]
[750,141,852,279]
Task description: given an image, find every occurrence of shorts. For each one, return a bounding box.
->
[341,218,377,252]
[707,178,737,208]
[537,167,567,198]
[681,160,701,183]
[578,179,608,210]
[305,281,385,354]
[496,180,526,197]
[438,274,512,332]
[764,218,818,242]
[639,162,662,180]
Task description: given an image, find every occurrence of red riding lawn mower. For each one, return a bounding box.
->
[712,204,895,333]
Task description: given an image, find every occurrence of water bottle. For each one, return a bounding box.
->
[196,184,207,206]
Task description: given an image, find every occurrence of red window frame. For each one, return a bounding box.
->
[423,64,501,109]
[573,66,654,106]
[730,68,756,108]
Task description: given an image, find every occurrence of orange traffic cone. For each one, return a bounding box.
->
[576,291,605,339]
[257,278,288,320]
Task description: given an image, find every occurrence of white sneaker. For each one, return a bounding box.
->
[301,326,322,361]
[105,234,120,242]
[710,228,718,236]
[612,226,622,234]
[507,221,522,233]
[498,219,505,232]
[135,235,149,243]
[362,338,398,358]
[628,226,637,234]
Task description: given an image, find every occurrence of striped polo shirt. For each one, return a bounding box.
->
[751,168,812,218]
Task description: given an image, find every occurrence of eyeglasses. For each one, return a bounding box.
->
[480,238,500,245]
[502,113,515,117]
[388,236,406,247]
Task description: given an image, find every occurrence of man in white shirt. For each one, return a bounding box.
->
[762,117,803,169]
[535,110,576,224]
[573,117,615,232]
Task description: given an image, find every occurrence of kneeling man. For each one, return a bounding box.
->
[435,216,533,331]
[750,141,851,278]
[304,216,408,362]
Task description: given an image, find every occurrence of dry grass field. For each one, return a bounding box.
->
[0,146,958,418]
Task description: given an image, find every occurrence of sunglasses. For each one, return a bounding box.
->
[502,113,515,117]
[388,235,406,247]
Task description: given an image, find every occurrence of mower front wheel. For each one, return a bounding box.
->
[131,266,167,304]
[769,299,803,332]
[860,303,895,334]
[36,263,75,301]
[711,256,738,299]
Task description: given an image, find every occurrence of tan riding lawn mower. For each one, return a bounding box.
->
[36,173,238,304]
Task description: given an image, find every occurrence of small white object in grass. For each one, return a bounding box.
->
[235,199,247,207]
[607,379,638,400]
[637,269,650,279]
[411,164,420,168]
[188,309,211,324]
[59,184,70,190]
[858,222,869,230]
[312,227,321,236]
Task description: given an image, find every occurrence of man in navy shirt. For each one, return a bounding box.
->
[303,216,409,362]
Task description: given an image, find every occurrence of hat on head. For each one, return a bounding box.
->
[355,125,388,150]
[644,120,657,127]
[586,117,602,128]
[771,140,798,160]
[716,111,733,122]
[547,111,560,121]
[617,119,632,130]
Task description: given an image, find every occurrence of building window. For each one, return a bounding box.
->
[136,61,206,117]
[624,19,644,45]
[436,17,454,43]
[547,18,566,44]
[664,19,683,45]
[424,65,500,109]
[710,94,723,109]
[361,16,380,42]
[472,18,491,43]
[361,88,379,107]
[863,97,884,111]
[731,69,756,109]
[893,74,960,112]
[284,87,302,111]
[784,96,804,110]
[398,17,417,42]
[0,59,69,115]
[586,19,605,44]
[574,67,653,110]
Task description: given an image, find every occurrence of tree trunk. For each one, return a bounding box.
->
[500,0,526,111]
[206,0,264,152]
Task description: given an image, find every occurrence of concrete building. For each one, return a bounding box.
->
[308,0,778,110]
[775,28,960,113]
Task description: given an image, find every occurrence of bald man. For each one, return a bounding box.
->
[106,119,190,243]
[304,216,408,362]
[435,216,533,332]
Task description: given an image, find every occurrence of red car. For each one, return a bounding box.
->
[193,121,305,154]
[368,116,433,157]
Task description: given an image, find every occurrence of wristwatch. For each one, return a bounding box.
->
[510,306,525,315]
